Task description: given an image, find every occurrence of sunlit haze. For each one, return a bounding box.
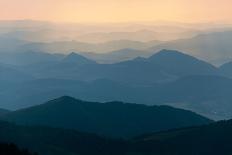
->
[0,0,231,23]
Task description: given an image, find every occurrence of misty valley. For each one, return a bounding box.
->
[0,20,232,155]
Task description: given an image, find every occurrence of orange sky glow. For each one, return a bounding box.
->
[0,0,231,23]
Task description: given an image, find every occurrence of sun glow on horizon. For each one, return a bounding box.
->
[0,0,231,24]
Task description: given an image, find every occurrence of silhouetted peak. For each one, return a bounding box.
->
[133,56,146,61]
[220,61,232,68]
[58,96,76,101]
[150,49,192,59]
[63,52,96,64]
[50,96,84,105]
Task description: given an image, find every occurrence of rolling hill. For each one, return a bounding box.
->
[1,96,212,138]
[0,117,231,155]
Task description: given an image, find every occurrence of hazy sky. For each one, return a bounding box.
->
[0,0,231,23]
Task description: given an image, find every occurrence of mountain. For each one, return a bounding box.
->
[154,75,232,120]
[0,51,64,66]
[219,61,232,77]
[21,39,160,54]
[2,75,232,120]
[150,31,232,65]
[17,52,96,79]
[0,37,28,53]
[80,48,148,64]
[148,49,219,76]
[96,39,162,51]
[131,119,232,155]
[0,78,155,109]
[0,63,33,83]
[21,49,219,85]
[2,96,212,138]
[62,52,96,65]
[76,30,159,43]
[19,51,175,84]
[2,50,232,119]
[88,49,220,84]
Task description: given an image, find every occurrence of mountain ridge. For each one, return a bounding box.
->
[1,96,212,138]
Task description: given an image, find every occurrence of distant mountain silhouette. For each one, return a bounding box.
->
[2,96,211,138]
[153,75,232,120]
[0,64,33,83]
[0,51,63,66]
[62,52,97,64]
[84,49,219,84]
[150,31,232,65]
[148,49,219,76]
[21,39,159,54]
[2,50,232,119]
[219,61,232,77]
[81,48,147,64]
[2,74,232,120]
[17,49,221,85]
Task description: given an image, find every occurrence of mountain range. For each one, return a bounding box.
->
[2,49,232,120]
[1,20,232,155]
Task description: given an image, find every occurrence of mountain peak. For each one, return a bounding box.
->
[52,96,83,104]
[147,49,218,76]
[62,52,96,64]
[150,49,192,59]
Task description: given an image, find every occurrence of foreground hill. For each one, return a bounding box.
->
[0,116,232,155]
[0,143,37,155]
[132,119,232,155]
[2,96,211,138]
[0,120,126,155]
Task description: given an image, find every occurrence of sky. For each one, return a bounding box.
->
[0,0,231,23]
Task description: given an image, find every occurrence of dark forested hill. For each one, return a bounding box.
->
[131,119,232,155]
[0,117,232,155]
[0,120,126,155]
[0,143,37,155]
[2,96,211,138]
